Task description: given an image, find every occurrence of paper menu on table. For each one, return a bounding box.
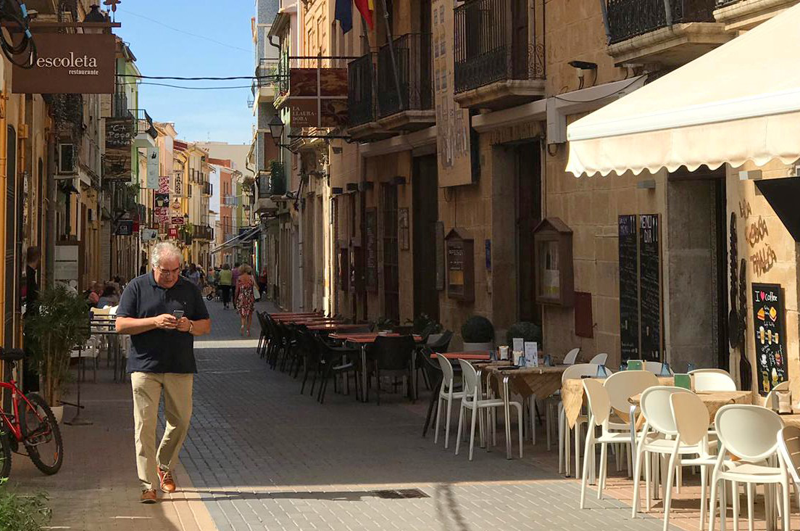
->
[524,342,538,367]
[512,338,524,353]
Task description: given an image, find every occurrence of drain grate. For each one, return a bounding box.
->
[373,488,429,499]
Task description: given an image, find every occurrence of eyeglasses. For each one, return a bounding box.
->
[157,266,181,276]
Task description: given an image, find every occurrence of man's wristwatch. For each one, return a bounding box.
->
[188,321,194,334]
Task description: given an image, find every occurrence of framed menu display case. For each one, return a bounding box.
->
[533,218,574,306]
[445,228,474,302]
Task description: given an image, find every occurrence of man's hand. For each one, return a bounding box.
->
[154,314,178,330]
[176,317,191,333]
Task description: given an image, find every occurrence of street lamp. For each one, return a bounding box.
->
[268,114,285,142]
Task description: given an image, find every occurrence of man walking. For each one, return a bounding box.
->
[116,242,211,504]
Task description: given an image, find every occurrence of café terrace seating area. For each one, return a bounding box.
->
[254,309,800,531]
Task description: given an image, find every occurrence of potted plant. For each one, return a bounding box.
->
[506,322,543,348]
[25,285,91,423]
[374,316,396,333]
[461,315,494,352]
[406,313,443,341]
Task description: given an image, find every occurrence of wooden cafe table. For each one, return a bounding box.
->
[329,333,422,403]
[307,323,371,332]
[480,362,565,459]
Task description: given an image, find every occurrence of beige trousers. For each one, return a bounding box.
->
[131,372,193,490]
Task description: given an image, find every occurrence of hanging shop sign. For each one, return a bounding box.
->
[141,229,158,242]
[753,283,788,395]
[158,175,170,194]
[284,68,348,128]
[171,216,185,226]
[154,207,169,223]
[146,147,159,189]
[115,220,134,236]
[13,33,116,94]
[104,117,134,181]
[168,227,178,239]
[154,193,169,208]
[173,170,184,196]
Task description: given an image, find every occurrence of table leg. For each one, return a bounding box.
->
[504,376,512,459]
[629,404,637,480]
[361,345,368,403]
[113,334,118,382]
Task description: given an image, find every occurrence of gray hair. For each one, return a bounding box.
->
[150,242,183,270]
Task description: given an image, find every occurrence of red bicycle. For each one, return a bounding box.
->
[0,349,63,478]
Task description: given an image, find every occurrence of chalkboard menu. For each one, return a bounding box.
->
[752,283,787,395]
[365,209,377,292]
[639,214,662,362]
[618,215,639,360]
[445,229,474,301]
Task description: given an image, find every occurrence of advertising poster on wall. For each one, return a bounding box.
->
[432,0,473,187]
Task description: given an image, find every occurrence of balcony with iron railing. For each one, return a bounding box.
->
[376,33,435,131]
[203,182,213,197]
[251,58,279,106]
[606,0,732,65]
[134,109,158,145]
[346,53,393,140]
[453,0,545,110]
[712,0,789,33]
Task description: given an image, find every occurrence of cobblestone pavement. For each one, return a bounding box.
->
[180,300,677,531]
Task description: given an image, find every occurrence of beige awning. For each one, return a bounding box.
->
[566,3,800,177]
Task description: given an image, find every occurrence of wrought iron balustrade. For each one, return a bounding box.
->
[347,53,378,127]
[377,33,433,118]
[607,0,716,44]
[454,0,544,93]
[135,109,157,139]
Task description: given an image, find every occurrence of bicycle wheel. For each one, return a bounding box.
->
[20,393,63,475]
[0,429,12,479]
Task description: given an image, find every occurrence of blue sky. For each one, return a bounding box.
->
[116,1,255,144]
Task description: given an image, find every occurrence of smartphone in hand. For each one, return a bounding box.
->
[172,309,185,320]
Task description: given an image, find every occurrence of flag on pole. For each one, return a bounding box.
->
[354,0,374,29]
[334,0,353,33]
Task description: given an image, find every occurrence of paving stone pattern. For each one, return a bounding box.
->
[182,300,675,531]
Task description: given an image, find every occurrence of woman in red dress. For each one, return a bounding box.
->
[235,264,256,336]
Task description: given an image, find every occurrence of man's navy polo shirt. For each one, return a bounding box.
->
[116,273,210,374]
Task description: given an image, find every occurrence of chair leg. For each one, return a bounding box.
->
[517,405,524,458]
[455,402,465,456]
[468,406,478,461]
[745,483,753,531]
[580,429,594,509]
[662,447,680,531]
[632,445,646,518]
[700,466,709,531]
[434,395,444,445]
[731,481,739,531]
[598,443,608,499]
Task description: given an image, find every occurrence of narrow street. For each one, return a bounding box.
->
[11,299,673,531]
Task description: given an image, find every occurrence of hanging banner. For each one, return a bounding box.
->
[12,33,116,94]
[433,0,473,187]
[154,207,169,223]
[103,117,134,181]
[284,68,348,128]
[173,170,184,197]
[146,147,159,189]
[158,175,170,194]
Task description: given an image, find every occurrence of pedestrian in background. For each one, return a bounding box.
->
[231,262,241,309]
[23,246,40,393]
[257,267,268,300]
[235,264,255,336]
[218,263,233,309]
[186,263,202,289]
[115,242,211,504]
[96,283,119,309]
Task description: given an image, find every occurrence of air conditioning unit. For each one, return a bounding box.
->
[57,143,76,174]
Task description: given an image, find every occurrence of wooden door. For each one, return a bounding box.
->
[516,141,541,324]
[382,184,400,323]
[413,155,439,322]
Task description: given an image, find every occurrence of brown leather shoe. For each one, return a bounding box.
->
[158,468,177,493]
[140,489,158,504]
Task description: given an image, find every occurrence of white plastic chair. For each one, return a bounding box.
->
[589,353,608,365]
[563,348,580,365]
[777,425,800,510]
[690,369,737,392]
[708,405,788,531]
[558,363,600,477]
[579,379,632,508]
[764,381,790,411]
[645,361,673,375]
[455,359,523,461]
[434,354,465,449]
[632,387,716,531]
